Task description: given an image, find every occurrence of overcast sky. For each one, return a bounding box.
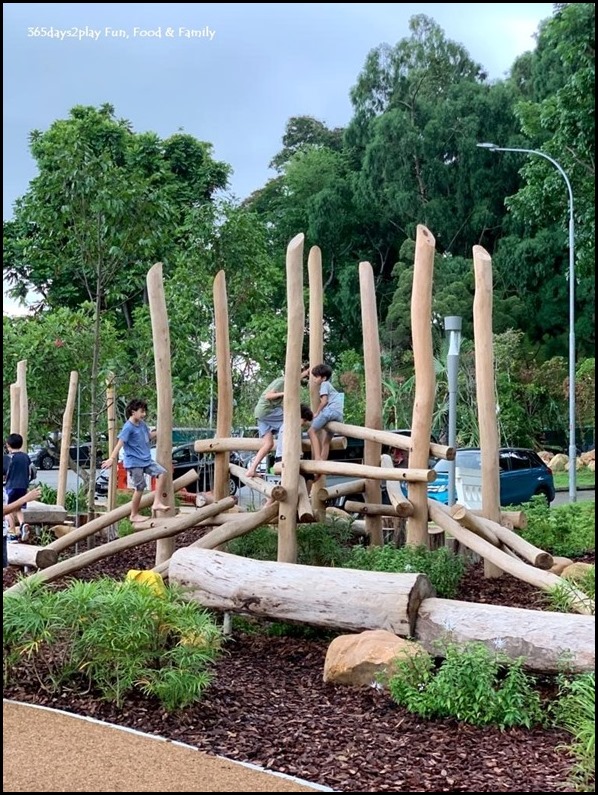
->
[3,2,554,312]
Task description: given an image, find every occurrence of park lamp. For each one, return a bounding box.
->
[477,142,577,502]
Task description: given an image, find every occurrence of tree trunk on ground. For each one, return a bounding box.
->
[169,547,435,637]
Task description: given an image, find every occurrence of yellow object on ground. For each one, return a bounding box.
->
[125,569,167,596]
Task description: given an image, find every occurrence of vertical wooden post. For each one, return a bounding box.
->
[16,360,28,450]
[278,233,305,563]
[147,262,176,566]
[407,225,436,548]
[359,261,383,546]
[10,385,21,436]
[57,371,79,509]
[213,271,233,501]
[473,246,503,579]
[106,373,117,515]
[308,246,326,522]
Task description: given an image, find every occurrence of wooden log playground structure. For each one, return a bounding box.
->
[4,226,594,672]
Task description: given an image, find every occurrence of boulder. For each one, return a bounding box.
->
[323,629,427,687]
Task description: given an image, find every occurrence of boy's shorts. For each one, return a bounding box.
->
[257,407,284,437]
[6,487,27,506]
[310,407,343,434]
[128,462,167,492]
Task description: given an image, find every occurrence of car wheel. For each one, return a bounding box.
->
[228,476,239,497]
[534,487,551,504]
[40,454,55,470]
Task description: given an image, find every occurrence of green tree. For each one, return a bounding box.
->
[3,104,230,511]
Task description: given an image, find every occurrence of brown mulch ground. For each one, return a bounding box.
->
[3,531,593,793]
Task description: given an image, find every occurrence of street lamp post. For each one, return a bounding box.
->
[444,316,462,507]
[477,142,577,502]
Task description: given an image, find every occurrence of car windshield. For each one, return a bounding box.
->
[434,450,482,473]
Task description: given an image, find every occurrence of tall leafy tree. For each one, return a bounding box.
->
[3,104,230,510]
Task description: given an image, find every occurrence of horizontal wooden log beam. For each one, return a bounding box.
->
[274,460,436,483]
[344,500,401,517]
[169,547,435,637]
[317,479,366,501]
[325,421,455,461]
[194,436,347,454]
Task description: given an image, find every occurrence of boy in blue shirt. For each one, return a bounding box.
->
[102,398,168,523]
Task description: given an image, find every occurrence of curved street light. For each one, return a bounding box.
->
[477,142,577,502]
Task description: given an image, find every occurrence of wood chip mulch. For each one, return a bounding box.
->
[3,533,591,793]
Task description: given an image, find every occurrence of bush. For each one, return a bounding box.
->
[520,498,594,557]
[343,544,465,598]
[553,672,595,791]
[3,577,222,711]
[387,641,543,729]
[227,522,352,567]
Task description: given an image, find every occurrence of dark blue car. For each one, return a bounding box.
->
[428,447,556,506]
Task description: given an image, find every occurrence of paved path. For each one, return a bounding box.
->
[3,701,334,793]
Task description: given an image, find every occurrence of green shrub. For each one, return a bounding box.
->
[343,544,465,598]
[553,672,595,791]
[520,498,594,557]
[387,642,543,729]
[227,522,352,567]
[37,483,88,513]
[3,577,222,711]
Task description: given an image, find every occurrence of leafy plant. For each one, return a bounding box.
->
[3,577,222,711]
[386,642,543,729]
[36,483,88,513]
[547,567,595,615]
[344,544,465,598]
[227,522,352,567]
[520,498,595,557]
[553,672,595,791]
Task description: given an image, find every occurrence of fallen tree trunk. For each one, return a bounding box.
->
[428,500,592,615]
[169,547,435,637]
[7,543,58,569]
[416,597,595,673]
[3,498,234,595]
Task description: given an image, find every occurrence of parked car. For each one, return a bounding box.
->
[29,440,105,471]
[428,447,556,506]
[96,443,243,498]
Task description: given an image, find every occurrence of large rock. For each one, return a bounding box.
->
[550,556,574,575]
[323,629,427,687]
[549,453,568,472]
[561,562,594,582]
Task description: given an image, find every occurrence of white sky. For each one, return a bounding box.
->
[3,2,554,314]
